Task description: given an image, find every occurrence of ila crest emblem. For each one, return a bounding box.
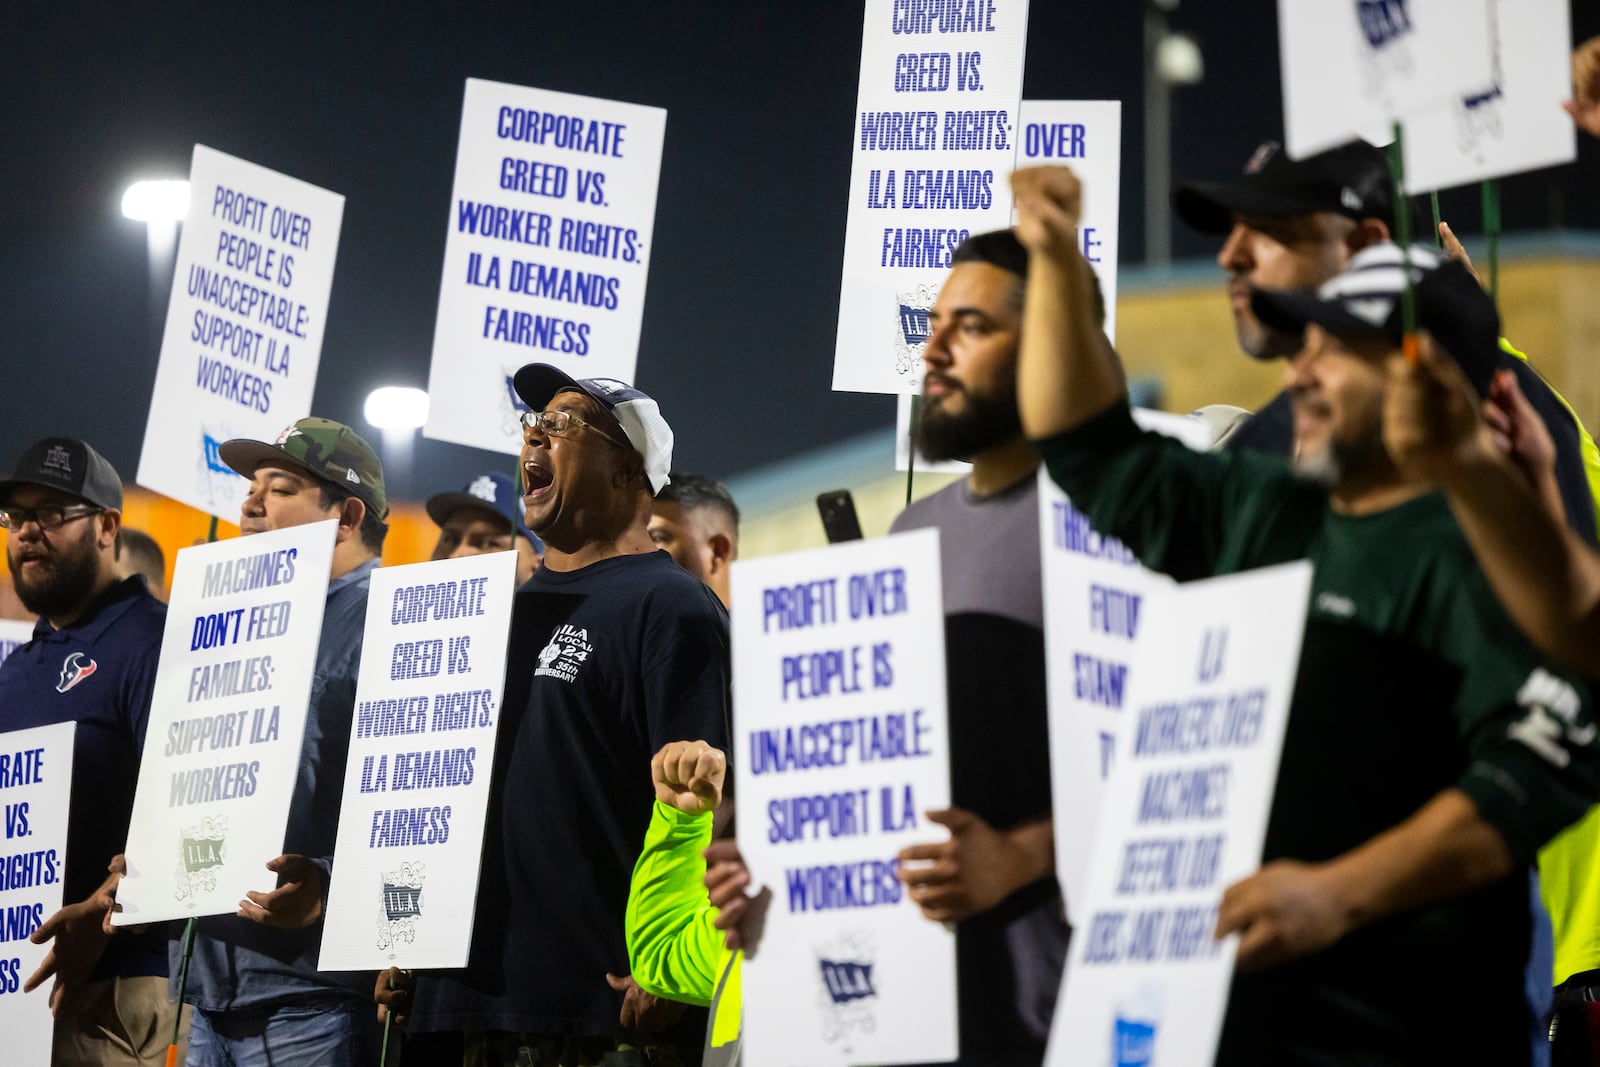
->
[534,625,594,683]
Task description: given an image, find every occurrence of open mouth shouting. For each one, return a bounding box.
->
[522,460,554,503]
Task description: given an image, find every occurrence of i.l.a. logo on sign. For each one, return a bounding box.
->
[376,862,426,957]
[175,817,228,903]
[816,930,879,1052]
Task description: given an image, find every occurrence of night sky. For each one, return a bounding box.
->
[4,2,1597,500]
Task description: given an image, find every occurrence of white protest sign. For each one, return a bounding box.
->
[1278,0,1494,158]
[894,98,1120,471]
[113,520,336,925]
[1047,561,1313,1067]
[137,146,344,522]
[1018,100,1120,338]
[1039,410,1209,917]
[1401,0,1575,193]
[833,0,1030,396]
[0,621,33,669]
[734,528,955,1067]
[1039,484,1170,919]
[425,79,667,455]
[0,722,74,1064]
[319,551,516,970]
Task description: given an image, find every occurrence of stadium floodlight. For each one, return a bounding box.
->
[364,386,430,430]
[121,179,191,223]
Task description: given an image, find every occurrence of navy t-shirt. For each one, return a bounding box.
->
[411,550,731,1039]
[0,576,168,979]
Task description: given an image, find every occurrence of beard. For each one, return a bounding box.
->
[1292,431,1389,489]
[914,377,1023,463]
[8,524,101,618]
[1236,307,1303,361]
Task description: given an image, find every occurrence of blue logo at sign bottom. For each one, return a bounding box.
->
[1112,987,1163,1067]
[1114,1014,1156,1067]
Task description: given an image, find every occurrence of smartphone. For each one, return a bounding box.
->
[816,490,864,543]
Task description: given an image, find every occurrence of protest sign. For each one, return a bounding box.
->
[425,79,667,455]
[1278,0,1494,157]
[112,520,336,925]
[1401,0,1575,193]
[1017,100,1120,337]
[319,551,516,970]
[0,621,33,670]
[893,97,1120,471]
[0,721,74,1065]
[137,146,344,522]
[1047,561,1313,1067]
[1038,409,1209,916]
[833,0,1030,396]
[734,528,955,1066]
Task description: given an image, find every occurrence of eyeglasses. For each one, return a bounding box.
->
[520,409,629,450]
[0,504,104,531]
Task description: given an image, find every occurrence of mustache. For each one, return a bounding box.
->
[922,372,963,395]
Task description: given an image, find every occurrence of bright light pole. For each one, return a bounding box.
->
[1143,1,1204,267]
[122,179,190,346]
[365,386,430,498]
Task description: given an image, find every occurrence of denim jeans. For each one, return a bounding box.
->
[186,999,380,1067]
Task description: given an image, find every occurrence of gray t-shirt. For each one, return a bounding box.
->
[891,471,1066,1064]
[891,474,1042,628]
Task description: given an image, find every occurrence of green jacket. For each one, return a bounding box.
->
[625,801,741,1065]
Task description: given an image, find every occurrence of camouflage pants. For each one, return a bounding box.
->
[463,1031,692,1067]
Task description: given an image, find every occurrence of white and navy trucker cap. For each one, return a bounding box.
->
[1249,242,1501,395]
[512,363,674,494]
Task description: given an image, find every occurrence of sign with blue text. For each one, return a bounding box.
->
[137,145,345,521]
[0,721,74,1065]
[319,550,516,970]
[834,0,1030,395]
[733,528,955,1066]
[112,521,336,925]
[425,79,667,455]
[1047,561,1313,1067]
[1401,0,1575,193]
[1040,410,1211,917]
[1278,0,1494,158]
[0,621,33,670]
[894,97,1119,471]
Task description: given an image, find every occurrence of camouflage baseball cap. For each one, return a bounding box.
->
[219,418,389,520]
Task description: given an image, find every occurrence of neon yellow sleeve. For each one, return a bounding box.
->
[625,800,723,1005]
[1500,338,1600,532]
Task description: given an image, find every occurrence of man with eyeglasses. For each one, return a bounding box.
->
[382,366,731,1067]
[0,436,180,1065]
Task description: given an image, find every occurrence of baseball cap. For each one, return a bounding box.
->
[1173,139,1395,235]
[219,417,389,520]
[1250,243,1500,396]
[426,471,543,553]
[513,364,674,494]
[0,437,123,510]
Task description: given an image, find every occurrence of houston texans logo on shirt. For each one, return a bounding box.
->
[56,652,98,693]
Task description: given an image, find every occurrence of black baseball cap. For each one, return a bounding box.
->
[1174,139,1395,235]
[0,437,123,510]
[1250,243,1500,396]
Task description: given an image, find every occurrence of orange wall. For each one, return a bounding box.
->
[0,490,442,616]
